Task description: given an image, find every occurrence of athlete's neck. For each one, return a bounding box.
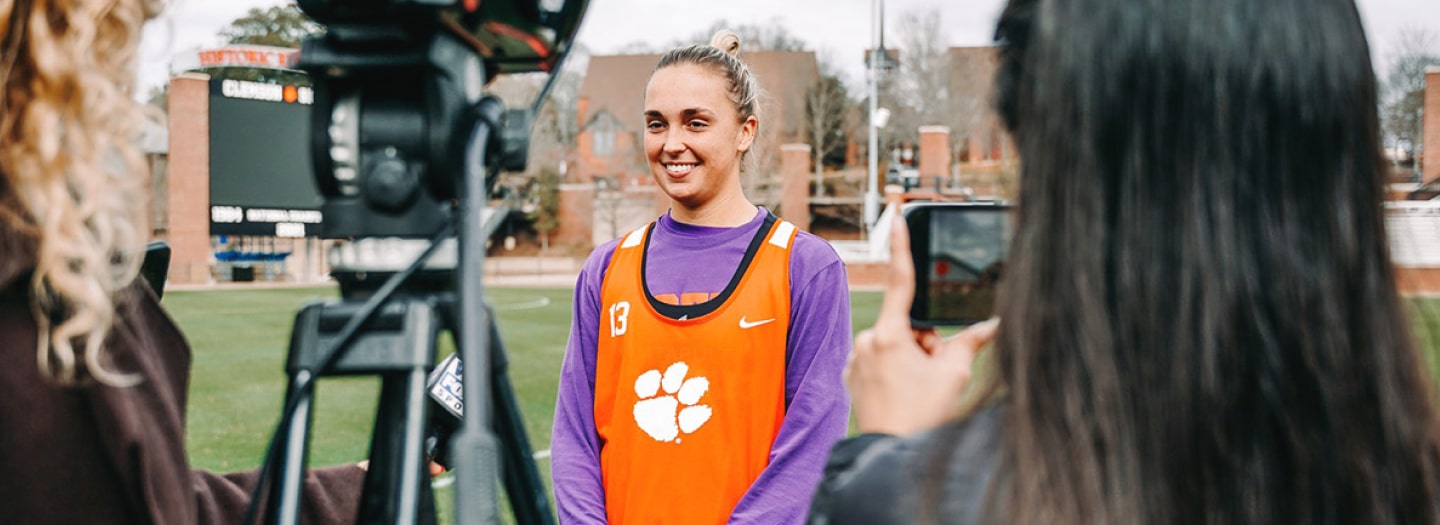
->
[669,192,757,227]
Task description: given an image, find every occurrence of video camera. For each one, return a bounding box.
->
[296,0,586,239]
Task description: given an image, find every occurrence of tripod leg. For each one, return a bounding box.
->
[268,370,317,525]
[267,304,324,525]
[487,317,557,525]
[358,368,439,525]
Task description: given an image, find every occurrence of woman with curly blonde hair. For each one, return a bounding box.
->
[0,1,365,522]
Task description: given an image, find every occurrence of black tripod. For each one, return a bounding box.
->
[271,270,554,524]
[246,96,556,523]
[241,1,587,522]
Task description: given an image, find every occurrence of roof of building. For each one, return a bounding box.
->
[579,54,659,131]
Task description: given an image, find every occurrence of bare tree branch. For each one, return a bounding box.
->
[894,8,951,126]
[804,50,854,197]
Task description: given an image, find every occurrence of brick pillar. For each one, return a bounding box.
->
[1425,67,1440,184]
[778,143,812,231]
[918,126,951,191]
[967,129,984,165]
[166,73,212,285]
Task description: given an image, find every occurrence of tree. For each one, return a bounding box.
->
[526,168,562,251]
[614,40,659,54]
[204,4,322,86]
[531,48,588,180]
[893,8,951,127]
[684,19,808,52]
[1382,27,1440,179]
[617,19,809,54]
[219,4,323,48]
[804,52,853,196]
[144,84,168,112]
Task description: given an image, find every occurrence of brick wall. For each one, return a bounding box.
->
[918,126,951,190]
[575,125,644,186]
[166,74,212,285]
[1425,68,1440,184]
[778,143,812,231]
[1397,267,1440,296]
[554,183,595,253]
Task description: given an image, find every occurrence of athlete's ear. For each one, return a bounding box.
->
[736,115,758,154]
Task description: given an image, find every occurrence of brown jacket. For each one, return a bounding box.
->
[0,255,365,523]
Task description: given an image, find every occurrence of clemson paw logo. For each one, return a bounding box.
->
[632,362,712,443]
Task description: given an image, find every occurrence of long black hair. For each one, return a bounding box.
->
[937,0,1440,522]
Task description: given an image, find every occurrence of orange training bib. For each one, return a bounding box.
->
[593,217,797,524]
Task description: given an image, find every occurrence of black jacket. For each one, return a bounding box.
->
[808,405,1004,525]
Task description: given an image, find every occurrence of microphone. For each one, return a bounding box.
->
[425,354,466,469]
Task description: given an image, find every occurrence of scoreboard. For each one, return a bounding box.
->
[208,78,323,237]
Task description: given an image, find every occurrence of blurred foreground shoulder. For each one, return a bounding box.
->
[808,405,1004,525]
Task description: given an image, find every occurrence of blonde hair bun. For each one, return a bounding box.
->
[710,30,741,57]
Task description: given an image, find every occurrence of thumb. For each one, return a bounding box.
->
[938,317,999,358]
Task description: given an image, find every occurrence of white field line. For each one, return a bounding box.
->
[430,448,551,490]
[495,297,551,310]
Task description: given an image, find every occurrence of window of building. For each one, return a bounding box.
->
[593,115,615,157]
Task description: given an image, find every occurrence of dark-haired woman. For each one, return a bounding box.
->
[809,0,1440,523]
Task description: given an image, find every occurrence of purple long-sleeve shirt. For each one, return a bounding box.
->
[551,207,852,524]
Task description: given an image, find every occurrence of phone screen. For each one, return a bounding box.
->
[907,203,1010,326]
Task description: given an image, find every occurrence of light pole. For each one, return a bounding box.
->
[864,0,883,231]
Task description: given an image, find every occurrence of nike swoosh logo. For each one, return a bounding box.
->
[739,316,775,329]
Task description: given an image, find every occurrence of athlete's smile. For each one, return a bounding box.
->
[663,162,697,177]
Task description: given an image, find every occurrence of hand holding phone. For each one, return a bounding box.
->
[903,202,1011,327]
[845,211,1000,434]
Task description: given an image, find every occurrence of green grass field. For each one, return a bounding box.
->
[164,285,1440,522]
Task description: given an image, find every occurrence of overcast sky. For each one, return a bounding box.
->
[137,0,1439,94]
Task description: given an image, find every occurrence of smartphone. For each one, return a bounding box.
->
[904,202,1011,327]
[140,241,171,299]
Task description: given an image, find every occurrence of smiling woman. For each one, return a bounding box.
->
[549,30,854,525]
[640,32,760,226]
